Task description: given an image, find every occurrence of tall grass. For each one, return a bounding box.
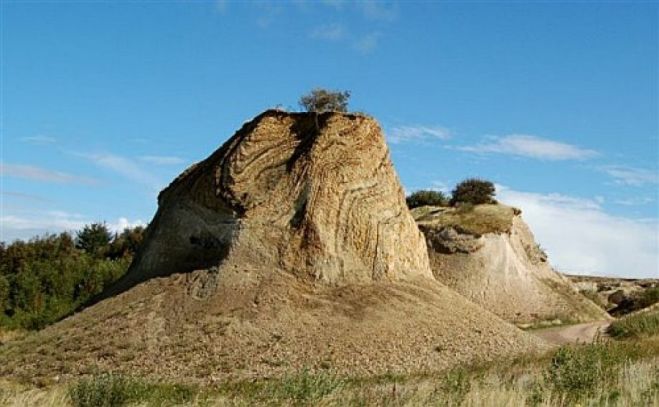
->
[68,373,195,407]
[608,310,659,339]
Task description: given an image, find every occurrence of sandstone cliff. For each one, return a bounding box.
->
[413,204,610,326]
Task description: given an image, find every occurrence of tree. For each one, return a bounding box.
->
[450,178,497,206]
[406,190,449,209]
[0,275,9,312]
[299,88,351,113]
[76,223,112,257]
[108,226,145,259]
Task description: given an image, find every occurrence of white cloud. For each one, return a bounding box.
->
[497,185,659,278]
[353,32,381,54]
[310,23,346,41]
[2,191,50,202]
[110,217,147,232]
[215,0,228,13]
[0,210,145,242]
[458,134,598,161]
[0,163,97,185]
[360,0,397,21]
[387,125,451,144]
[614,197,655,206]
[78,153,161,189]
[20,135,56,144]
[139,155,185,165]
[601,165,659,187]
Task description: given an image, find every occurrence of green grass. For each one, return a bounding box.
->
[608,309,659,339]
[412,203,517,236]
[68,373,196,407]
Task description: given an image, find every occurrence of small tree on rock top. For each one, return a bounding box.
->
[299,88,351,113]
[450,178,497,206]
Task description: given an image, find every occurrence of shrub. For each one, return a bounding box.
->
[544,343,623,401]
[69,374,135,407]
[299,88,351,113]
[450,178,496,206]
[608,310,659,339]
[406,190,449,209]
[264,369,345,404]
[69,373,195,407]
[639,287,659,309]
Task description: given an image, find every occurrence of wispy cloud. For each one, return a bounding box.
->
[601,165,659,187]
[387,125,451,144]
[458,134,598,161]
[215,0,228,13]
[0,163,97,185]
[254,2,283,28]
[0,210,145,242]
[614,197,655,206]
[497,185,658,278]
[20,135,56,145]
[77,153,161,189]
[139,155,186,165]
[310,23,346,41]
[360,0,398,21]
[2,191,50,202]
[353,32,381,54]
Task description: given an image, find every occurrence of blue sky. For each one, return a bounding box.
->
[1,1,657,277]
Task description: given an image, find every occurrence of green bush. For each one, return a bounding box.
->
[69,373,195,407]
[544,343,623,402]
[263,369,345,404]
[406,190,449,209]
[639,287,659,309]
[608,310,659,339]
[450,178,496,206]
[69,373,135,407]
[299,88,351,113]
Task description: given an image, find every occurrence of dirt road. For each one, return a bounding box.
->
[532,320,610,345]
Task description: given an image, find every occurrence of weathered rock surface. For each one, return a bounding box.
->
[0,111,545,383]
[115,110,432,291]
[413,204,610,325]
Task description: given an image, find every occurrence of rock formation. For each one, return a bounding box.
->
[0,111,545,383]
[413,204,610,326]
[115,110,432,292]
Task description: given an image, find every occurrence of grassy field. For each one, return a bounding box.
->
[1,336,657,406]
[608,308,659,339]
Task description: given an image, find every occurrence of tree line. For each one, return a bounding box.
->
[0,224,144,330]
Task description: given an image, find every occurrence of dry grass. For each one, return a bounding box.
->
[2,338,657,406]
[412,204,517,236]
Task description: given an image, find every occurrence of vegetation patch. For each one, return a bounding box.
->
[69,373,196,407]
[406,190,449,209]
[608,309,659,339]
[412,204,516,236]
[0,224,143,331]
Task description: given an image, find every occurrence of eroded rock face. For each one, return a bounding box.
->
[118,110,432,291]
[413,205,610,324]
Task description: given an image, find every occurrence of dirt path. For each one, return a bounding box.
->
[532,320,610,345]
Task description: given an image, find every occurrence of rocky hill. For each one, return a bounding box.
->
[413,204,610,326]
[0,111,544,383]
